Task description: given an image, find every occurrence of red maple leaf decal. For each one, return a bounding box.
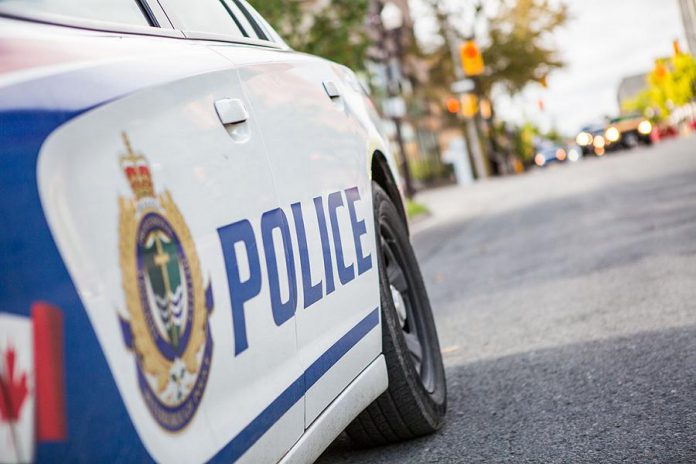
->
[0,345,29,422]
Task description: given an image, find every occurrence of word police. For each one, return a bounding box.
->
[218,187,373,355]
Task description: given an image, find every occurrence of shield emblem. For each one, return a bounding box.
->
[141,229,187,353]
[118,133,214,431]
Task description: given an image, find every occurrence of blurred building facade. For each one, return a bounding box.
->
[617,73,648,113]
[678,0,696,54]
[362,0,451,188]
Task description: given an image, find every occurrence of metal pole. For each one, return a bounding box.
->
[445,27,489,180]
[467,0,494,176]
[375,0,415,198]
[393,116,414,197]
[390,26,415,198]
[472,74,495,175]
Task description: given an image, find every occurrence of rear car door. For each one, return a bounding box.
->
[0,4,302,463]
[211,7,383,427]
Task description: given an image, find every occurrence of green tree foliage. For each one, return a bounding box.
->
[480,0,568,96]
[250,0,370,72]
[252,0,567,104]
[248,0,304,45]
[671,52,696,106]
[625,52,696,120]
[419,0,568,100]
[513,122,539,163]
[417,0,459,102]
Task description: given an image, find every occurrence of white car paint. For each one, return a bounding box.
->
[280,356,388,464]
[28,12,400,464]
[38,60,304,461]
[211,45,383,427]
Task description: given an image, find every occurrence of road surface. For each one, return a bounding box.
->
[318,136,696,463]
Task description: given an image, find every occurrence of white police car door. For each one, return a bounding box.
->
[36,30,303,464]
[211,44,382,427]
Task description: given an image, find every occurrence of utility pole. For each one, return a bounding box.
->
[470,45,499,176]
[467,0,498,176]
[444,27,489,180]
[375,0,415,198]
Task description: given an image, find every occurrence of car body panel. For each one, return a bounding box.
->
[37,65,308,463]
[0,13,395,464]
[280,355,388,464]
[211,45,383,427]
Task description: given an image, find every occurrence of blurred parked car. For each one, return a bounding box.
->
[575,124,610,156]
[566,144,583,162]
[604,114,653,149]
[534,142,568,167]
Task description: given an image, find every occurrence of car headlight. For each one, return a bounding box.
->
[638,120,652,135]
[593,135,606,148]
[605,126,620,142]
[556,148,567,161]
[576,132,592,146]
[534,153,546,166]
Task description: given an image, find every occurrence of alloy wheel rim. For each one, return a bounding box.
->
[380,226,436,393]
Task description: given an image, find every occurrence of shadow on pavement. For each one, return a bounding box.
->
[318,326,696,463]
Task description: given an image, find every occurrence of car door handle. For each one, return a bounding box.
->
[322,80,341,99]
[215,98,249,126]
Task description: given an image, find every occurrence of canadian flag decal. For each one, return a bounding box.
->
[0,345,29,422]
[0,303,66,463]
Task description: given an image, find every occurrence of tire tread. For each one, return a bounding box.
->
[346,183,446,448]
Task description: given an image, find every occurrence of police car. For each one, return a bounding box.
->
[0,1,446,463]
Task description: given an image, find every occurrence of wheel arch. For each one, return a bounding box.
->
[371,150,409,235]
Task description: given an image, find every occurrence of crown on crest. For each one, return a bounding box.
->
[120,132,155,200]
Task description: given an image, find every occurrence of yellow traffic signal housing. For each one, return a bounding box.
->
[460,40,485,77]
[461,93,479,118]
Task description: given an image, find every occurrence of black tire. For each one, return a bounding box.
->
[346,182,446,447]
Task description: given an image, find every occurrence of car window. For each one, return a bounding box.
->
[0,0,150,26]
[223,0,257,38]
[229,0,267,40]
[164,0,244,38]
[240,0,286,44]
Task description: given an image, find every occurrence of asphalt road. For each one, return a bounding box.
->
[318,136,696,463]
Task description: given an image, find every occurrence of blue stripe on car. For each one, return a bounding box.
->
[212,307,380,463]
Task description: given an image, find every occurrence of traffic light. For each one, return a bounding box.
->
[460,40,485,77]
[446,97,461,114]
[445,94,480,118]
[461,93,478,119]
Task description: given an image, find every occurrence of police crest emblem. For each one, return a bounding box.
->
[117,133,213,431]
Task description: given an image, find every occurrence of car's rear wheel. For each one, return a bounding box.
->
[346,182,446,447]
